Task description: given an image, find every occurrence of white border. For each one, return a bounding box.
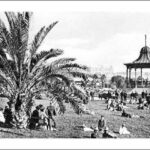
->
[1,138,150,149]
[0,1,150,149]
[0,1,150,12]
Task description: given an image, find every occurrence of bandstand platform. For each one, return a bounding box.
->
[124,35,150,93]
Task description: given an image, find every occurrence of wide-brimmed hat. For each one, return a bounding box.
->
[36,105,40,109]
[40,105,45,110]
[38,104,43,108]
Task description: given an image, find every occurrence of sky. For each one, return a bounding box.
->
[31,11,150,73]
[1,2,150,73]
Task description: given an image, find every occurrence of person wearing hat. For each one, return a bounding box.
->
[103,127,117,138]
[29,105,40,129]
[98,115,106,131]
[102,127,112,138]
[121,109,132,118]
[119,123,130,135]
[38,105,48,130]
[45,102,57,130]
[91,128,99,138]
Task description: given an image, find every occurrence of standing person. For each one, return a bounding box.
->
[46,102,57,130]
[107,91,111,100]
[98,115,106,131]
[98,91,102,100]
[123,91,127,102]
[141,91,145,99]
[29,105,40,129]
[145,91,148,98]
[90,91,94,101]
[115,90,119,100]
[107,99,112,110]
[135,91,138,102]
[120,91,124,102]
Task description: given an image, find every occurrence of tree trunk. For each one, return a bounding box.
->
[7,95,30,129]
[14,106,29,129]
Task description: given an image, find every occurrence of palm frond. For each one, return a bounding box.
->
[30,49,63,72]
[29,21,58,58]
[68,97,82,114]
[60,63,88,70]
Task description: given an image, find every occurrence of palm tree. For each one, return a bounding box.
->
[0,12,89,128]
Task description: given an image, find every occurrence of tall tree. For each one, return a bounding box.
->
[0,12,89,128]
[111,75,125,89]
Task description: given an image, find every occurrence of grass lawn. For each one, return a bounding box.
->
[0,98,150,138]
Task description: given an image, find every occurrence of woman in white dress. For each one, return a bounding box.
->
[0,107,5,123]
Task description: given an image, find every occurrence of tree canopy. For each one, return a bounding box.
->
[0,12,89,127]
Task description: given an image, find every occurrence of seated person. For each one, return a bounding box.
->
[116,103,123,111]
[29,105,40,129]
[102,127,117,138]
[38,106,48,130]
[0,107,5,123]
[119,124,130,135]
[122,109,144,119]
[138,97,143,104]
[137,103,144,110]
[4,106,13,125]
[98,115,106,131]
[121,109,132,118]
[91,128,99,138]
[107,99,112,110]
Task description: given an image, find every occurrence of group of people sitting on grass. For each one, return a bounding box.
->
[121,109,144,118]
[90,115,130,138]
[137,96,150,110]
[29,102,57,130]
[0,102,57,130]
[105,89,150,111]
[106,98,127,112]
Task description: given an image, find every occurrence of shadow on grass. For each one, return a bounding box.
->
[0,129,24,136]
[83,136,90,138]
[113,131,119,134]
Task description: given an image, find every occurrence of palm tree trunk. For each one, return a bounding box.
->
[7,95,29,129]
[14,106,28,129]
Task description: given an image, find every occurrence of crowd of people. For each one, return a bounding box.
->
[29,102,57,130]
[90,115,130,138]
[0,87,149,138]
[0,102,57,131]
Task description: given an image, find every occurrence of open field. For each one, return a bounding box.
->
[0,98,150,138]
